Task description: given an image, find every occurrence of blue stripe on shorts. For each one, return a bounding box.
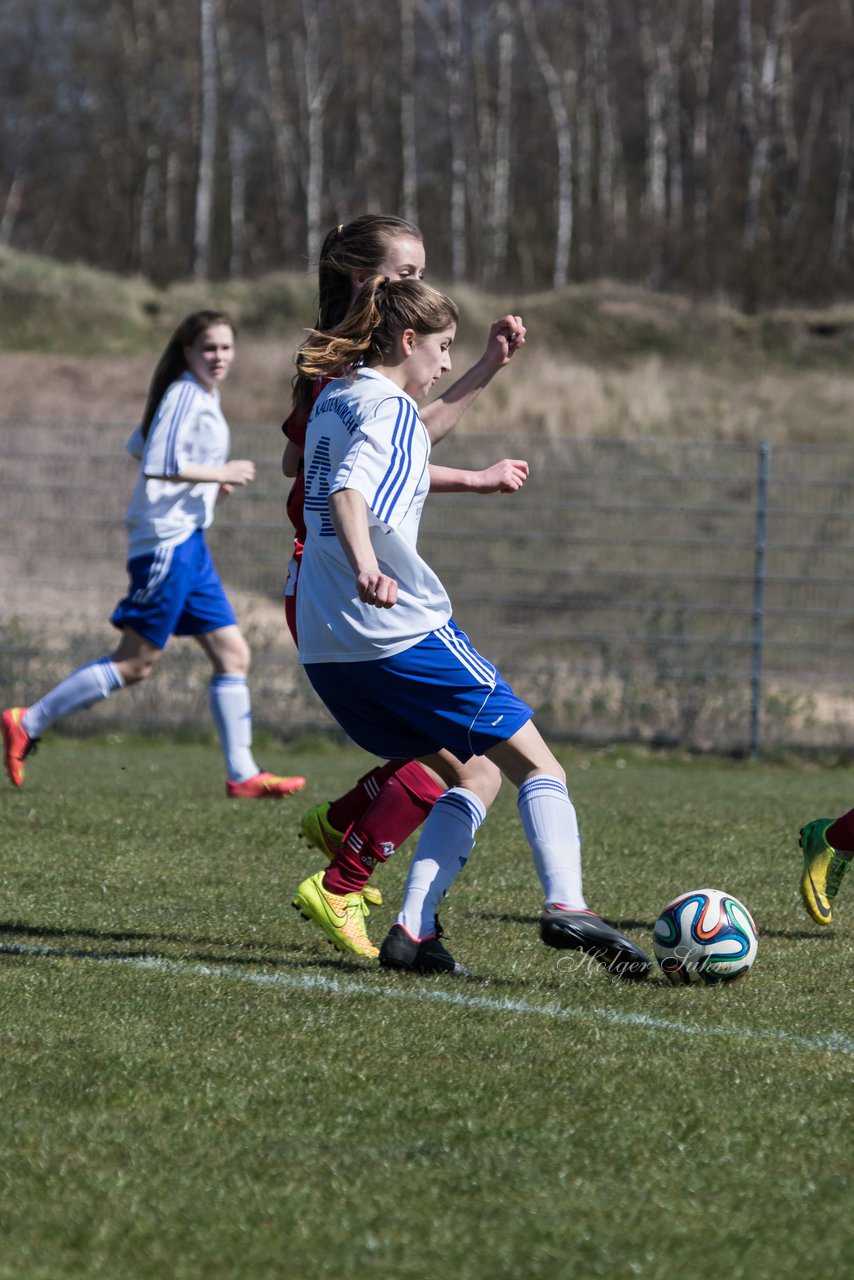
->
[304,618,533,761]
[110,528,236,649]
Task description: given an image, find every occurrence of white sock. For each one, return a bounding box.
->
[397,787,486,939]
[209,673,259,783]
[23,659,125,738]
[518,774,586,911]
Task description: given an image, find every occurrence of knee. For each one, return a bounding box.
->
[216,634,251,675]
[115,655,156,685]
[459,756,502,809]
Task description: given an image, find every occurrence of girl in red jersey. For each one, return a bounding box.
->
[282,215,526,945]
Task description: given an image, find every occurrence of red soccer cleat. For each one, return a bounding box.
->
[2,707,38,788]
[226,770,306,800]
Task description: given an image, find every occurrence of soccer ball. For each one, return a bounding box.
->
[653,888,758,985]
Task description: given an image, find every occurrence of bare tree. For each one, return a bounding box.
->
[261,0,298,256]
[741,0,787,253]
[0,169,24,247]
[639,2,667,284]
[830,80,854,266]
[588,0,619,251]
[294,0,335,271]
[193,0,218,279]
[421,0,468,281]
[400,0,419,226]
[1,0,852,303]
[691,0,715,240]
[520,0,573,287]
[215,0,247,278]
[490,0,515,282]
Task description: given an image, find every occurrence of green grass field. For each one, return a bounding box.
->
[1,737,851,1280]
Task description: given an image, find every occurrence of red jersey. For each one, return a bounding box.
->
[281,378,331,550]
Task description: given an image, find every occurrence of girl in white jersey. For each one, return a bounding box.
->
[293,278,650,981]
[2,311,305,800]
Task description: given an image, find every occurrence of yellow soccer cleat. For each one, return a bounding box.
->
[299,800,383,907]
[800,819,853,926]
[300,800,345,857]
[292,870,379,958]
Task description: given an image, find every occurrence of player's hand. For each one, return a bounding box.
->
[216,483,234,504]
[222,459,256,486]
[357,570,398,608]
[474,458,529,493]
[481,315,526,371]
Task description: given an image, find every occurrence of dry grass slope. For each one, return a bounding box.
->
[2,248,854,440]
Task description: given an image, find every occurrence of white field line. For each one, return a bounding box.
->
[2,940,852,1058]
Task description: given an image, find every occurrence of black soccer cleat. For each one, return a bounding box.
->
[540,907,651,981]
[379,918,474,977]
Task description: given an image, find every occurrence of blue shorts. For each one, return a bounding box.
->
[304,620,533,761]
[110,528,237,650]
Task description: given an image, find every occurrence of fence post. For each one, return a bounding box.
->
[749,441,771,759]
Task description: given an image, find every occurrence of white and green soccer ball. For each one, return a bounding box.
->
[653,888,758,985]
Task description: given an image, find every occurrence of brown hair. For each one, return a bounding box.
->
[292,214,423,417]
[295,277,458,383]
[141,309,235,439]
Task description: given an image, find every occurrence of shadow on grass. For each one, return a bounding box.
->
[0,918,520,990]
[0,917,361,975]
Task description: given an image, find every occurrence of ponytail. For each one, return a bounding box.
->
[292,213,423,418]
[295,277,457,384]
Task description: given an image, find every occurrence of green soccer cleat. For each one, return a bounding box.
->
[299,800,383,907]
[292,870,379,959]
[800,819,853,926]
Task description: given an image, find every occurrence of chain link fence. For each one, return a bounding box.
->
[3,418,854,756]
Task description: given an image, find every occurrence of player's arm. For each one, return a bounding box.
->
[282,440,302,476]
[428,458,529,494]
[421,314,526,446]
[146,460,256,486]
[328,487,398,608]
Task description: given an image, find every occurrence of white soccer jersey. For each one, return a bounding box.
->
[297,366,452,663]
[123,372,230,558]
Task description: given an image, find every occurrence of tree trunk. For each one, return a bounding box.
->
[742,0,786,252]
[0,169,24,247]
[216,0,247,278]
[589,0,615,250]
[193,0,218,279]
[400,0,418,226]
[261,0,296,254]
[446,0,467,281]
[484,0,514,283]
[138,143,160,278]
[782,82,823,235]
[639,3,667,285]
[298,0,335,273]
[692,0,715,239]
[520,0,573,287]
[830,82,853,265]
